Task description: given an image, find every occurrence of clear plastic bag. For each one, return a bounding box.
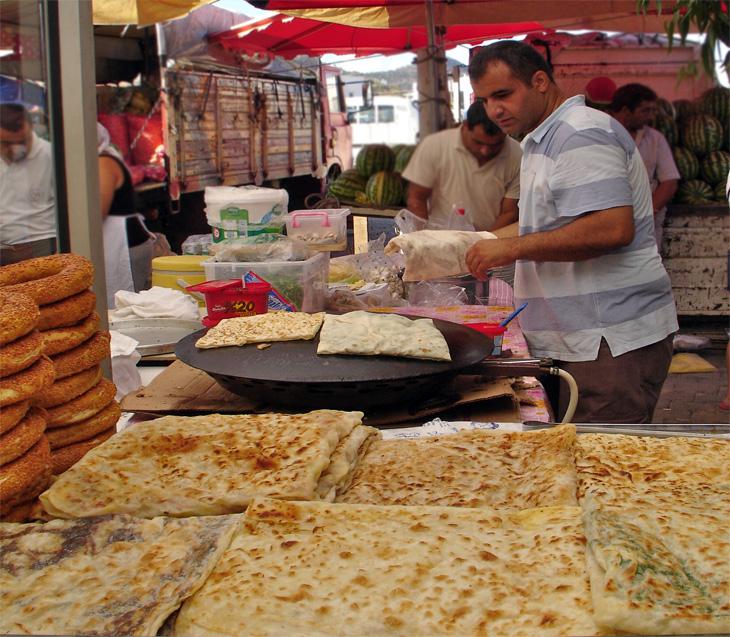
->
[394,202,476,234]
[209,234,314,263]
[404,281,469,306]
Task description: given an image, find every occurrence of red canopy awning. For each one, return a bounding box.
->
[208,12,547,58]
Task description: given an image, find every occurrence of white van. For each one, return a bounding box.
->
[349,96,419,159]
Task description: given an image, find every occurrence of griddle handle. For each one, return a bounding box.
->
[462,357,557,378]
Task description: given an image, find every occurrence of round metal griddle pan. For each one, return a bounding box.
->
[175,317,494,411]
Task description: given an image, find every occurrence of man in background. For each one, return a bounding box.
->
[610,83,680,253]
[402,101,521,233]
[0,103,56,265]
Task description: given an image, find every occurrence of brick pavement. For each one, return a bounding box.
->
[652,346,730,424]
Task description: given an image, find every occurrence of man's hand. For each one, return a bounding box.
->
[466,238,517,280]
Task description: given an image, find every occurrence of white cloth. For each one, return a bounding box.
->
[0,132,56,245]
[401,128,522,231]
[109,330,142,402]
[111,286,201,321]
[103,215,134,308]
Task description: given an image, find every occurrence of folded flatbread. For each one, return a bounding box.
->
[0,513,240,636]
[39,410,363,519]
[174,498,612,637]
[338,424,578,508]
[384,229,496,281]
[316,310,451,361]
[195,311,325,349]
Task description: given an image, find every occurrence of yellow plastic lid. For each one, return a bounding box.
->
[151,255,209,272]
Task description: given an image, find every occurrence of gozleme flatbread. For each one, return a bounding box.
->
[337,424,578,508]
[39,410,363,519]
[313,424,381,502]
[0,512,240,636]
[582,484,730,636]
[316,310,451,361]
[175,498,614,637]
[384,229,496,281]
[574,432,730,500]
[195,311,325,349]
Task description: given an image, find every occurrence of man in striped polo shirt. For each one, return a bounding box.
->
[465,41,678,424]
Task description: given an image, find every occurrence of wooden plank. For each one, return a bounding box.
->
[664,257,729,288]
[663,227,730,258]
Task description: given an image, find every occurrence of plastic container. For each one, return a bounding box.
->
[204,186,288,242]
[465,323,506,357]
[201,251,329,313]
[185,279,272,326]
[150,255,208,306]
[284,208,350,251]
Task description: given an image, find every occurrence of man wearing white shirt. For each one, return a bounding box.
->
[402,101,521,233]
[0,103,56,265]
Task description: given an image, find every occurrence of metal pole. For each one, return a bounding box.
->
[424,0,440,133]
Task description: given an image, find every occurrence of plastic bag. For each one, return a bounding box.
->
[326,282,407,312]
[209,234,314,263]
[404,281,469,306]
[181,234,213,256]
[394,203,476,234]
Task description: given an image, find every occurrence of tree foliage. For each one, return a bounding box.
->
[637,0,730,83]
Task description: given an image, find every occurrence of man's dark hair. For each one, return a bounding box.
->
[465,101,501,135]
[0,103,31,133]
[469,40,555,86]
[610,83,658,113]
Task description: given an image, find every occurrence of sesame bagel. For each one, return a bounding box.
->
[0,399,31,434]
[49,330,111,380]
[0,355,55,408]
[50,427,115,475]
[0,254,94,306]
[0,329,43,378]
[45,378,116,429]
[41,311,101,357]
[0,292,39,346]
[0,406,46,466]
[37,289,96,331]
[0,498,36,523]
[45,399,121,450]
[32,365,103,410]
[0,435,51,513]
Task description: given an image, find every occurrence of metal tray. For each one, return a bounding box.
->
[110,318,203,356]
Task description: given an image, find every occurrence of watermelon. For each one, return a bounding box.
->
[328,170,368,201]
[680,114,724,157]
[652,113,678,147]
[356,144,396,178]
[675,179,714,204]
[672,146,700,181]
[699,86,730,124]
[365,171,403,206]
[391,144,408,157]
[699,150,730,186]
[672,99,698,124]
[655,97,676,120]
[714,180,728,203]
[394,144,416,173]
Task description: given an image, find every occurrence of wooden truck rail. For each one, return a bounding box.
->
[166,69,323,195]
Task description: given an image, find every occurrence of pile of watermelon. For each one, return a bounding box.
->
[328,144,417,206]
[657,86,729,205]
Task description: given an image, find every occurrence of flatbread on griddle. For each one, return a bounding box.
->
[316,311,451,361]
[39,410,363,519]
[174,498,613,637]
[0,513,240,636]
[195,311,325,349]
[337,424,578,509]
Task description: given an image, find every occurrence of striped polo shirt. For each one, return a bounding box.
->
[514,95,678,362]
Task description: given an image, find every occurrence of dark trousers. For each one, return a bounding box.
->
[544,335,675,424]
[0,238,57,266]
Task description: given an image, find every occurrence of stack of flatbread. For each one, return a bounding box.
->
[317,310,451,361]
[195,311,325,349]
[39,410,379,519]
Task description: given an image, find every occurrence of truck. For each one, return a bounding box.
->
[93,6,362,221]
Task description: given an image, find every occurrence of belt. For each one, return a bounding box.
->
[0,238,57,266]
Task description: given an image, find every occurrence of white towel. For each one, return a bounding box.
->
[111,286,201,322]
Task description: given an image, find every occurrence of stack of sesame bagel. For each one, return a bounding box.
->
[0,255,119,519]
